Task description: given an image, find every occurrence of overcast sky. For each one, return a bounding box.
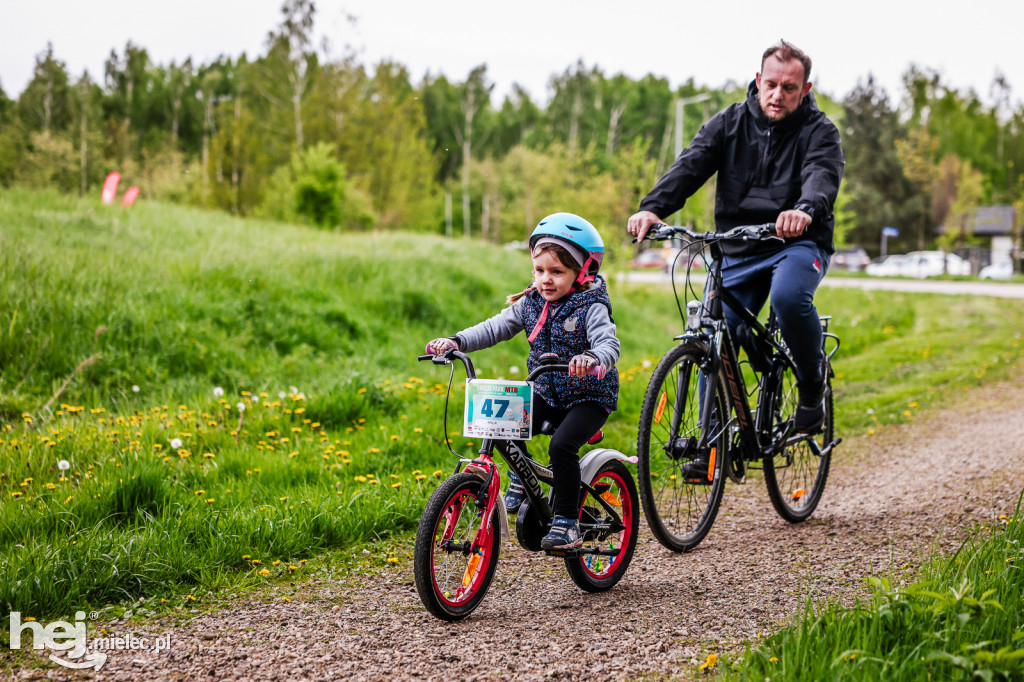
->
[3,0,1022,111]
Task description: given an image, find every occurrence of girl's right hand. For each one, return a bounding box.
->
[425,337,459,355]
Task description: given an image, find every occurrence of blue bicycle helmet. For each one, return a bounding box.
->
[528,212,605,286]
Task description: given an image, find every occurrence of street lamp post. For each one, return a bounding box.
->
[675,93,711,158]
[672,93,711,225]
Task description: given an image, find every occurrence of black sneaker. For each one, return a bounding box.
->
[540,515,582,550]
[680,457,713,483]
[794,378,825,433]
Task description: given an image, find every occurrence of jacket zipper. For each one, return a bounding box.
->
[759,126,772,186]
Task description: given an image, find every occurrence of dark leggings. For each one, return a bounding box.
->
[533,396,609,519]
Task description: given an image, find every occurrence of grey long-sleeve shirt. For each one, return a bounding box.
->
[453,289,620,371]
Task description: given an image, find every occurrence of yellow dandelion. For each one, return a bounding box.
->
[386,557,399,564]
[281,597,291,603]
[698,653,717,671]
[251,559,262,565]
[260,569,270,576]
[391,482,401,489]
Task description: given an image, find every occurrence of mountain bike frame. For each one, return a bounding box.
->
[654,224,841,479]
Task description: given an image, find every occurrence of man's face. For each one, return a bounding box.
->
[756,56,811,122]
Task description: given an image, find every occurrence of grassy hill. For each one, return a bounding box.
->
[1,187,1023,619]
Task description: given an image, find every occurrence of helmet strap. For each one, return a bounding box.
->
[575,256,595,287]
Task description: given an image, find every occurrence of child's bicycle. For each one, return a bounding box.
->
[635,223,841,552]
[413,348,639,621]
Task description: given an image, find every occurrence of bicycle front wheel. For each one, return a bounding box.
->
[763,367,834,523]
[413,473,500,621]
[637,341,729,552]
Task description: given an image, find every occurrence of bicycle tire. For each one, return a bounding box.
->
[637,340,729,552]
[564,459,639,592]
[762,366,834,523]
[413,472,501,621]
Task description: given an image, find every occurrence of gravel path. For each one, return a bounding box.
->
[18,375,1024,681]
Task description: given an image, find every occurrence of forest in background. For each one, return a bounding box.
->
[2,0,1022,256]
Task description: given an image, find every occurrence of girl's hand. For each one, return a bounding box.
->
[569,354,605,379]
[425,337,459,356]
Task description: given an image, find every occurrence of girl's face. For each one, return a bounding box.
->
[532,249,578,301]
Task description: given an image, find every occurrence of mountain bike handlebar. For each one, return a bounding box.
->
[637,223,782,244]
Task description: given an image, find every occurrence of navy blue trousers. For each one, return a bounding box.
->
[718,241,829,385]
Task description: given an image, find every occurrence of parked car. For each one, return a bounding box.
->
[979,260,1014,280]
[866,251,970,278]
[832,246,871,272]
[631,249,667,269]
[865,254,910,277]
[900,251,971,278]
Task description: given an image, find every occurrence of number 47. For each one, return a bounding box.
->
[480,398,509,418]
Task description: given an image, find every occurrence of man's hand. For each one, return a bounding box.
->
[627,210,664,242]
[776,209,812,238]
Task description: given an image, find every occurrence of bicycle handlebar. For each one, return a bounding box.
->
[417,350,605,381]
[636,223,781,244]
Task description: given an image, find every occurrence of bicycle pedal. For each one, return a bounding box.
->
[545,547,584,558]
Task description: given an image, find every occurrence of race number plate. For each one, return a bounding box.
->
[463,379,532,440]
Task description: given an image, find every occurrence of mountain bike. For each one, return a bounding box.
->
[413,349,639,621]
[635,224,841,552]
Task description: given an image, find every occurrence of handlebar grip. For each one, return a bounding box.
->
[417,354,434,362]
[586,364,607,380]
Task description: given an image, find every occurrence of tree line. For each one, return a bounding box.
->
[2,0,1022,256]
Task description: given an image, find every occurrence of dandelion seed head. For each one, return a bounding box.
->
[57,460,70,471]
[170,438,183,449]
[132,385,140,393]
[213,387,224,397]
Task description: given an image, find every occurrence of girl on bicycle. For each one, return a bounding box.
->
[426,213,620,551]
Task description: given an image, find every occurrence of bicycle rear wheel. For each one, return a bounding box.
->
[763,366,833,522]
[565,459,639,592]
[637,341,729,552]
[413,472,500,620]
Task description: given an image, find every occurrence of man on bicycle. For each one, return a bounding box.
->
[627,39,843,435]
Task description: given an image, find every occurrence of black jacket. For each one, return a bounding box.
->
[639,80,844,256]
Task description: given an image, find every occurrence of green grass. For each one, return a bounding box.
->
[1,186,1023,625]
[732,495,1024,681]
